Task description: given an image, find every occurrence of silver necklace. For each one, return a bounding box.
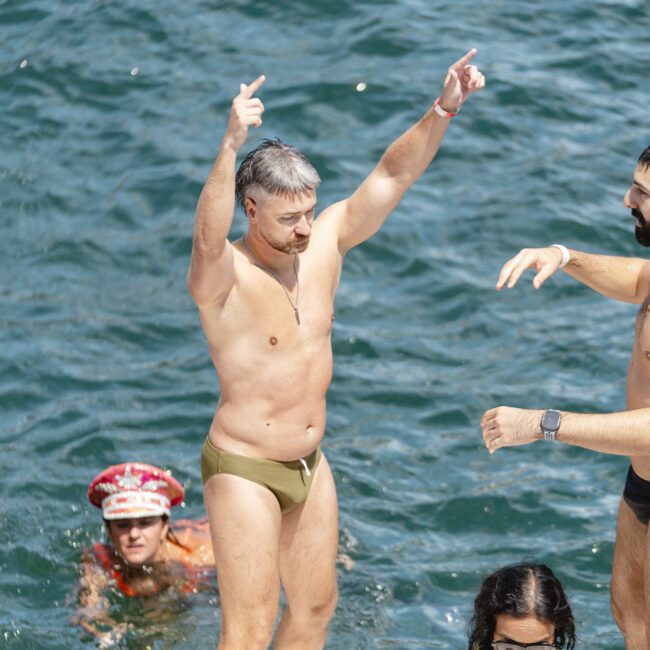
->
[242,235,300,325]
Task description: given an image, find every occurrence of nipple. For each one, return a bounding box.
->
[269,336,278,346]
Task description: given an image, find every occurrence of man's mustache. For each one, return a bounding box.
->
[633,208,644,223]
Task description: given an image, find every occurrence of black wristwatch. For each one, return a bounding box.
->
[541,409,562,441]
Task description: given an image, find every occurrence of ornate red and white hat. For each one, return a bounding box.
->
[88,463,184,520]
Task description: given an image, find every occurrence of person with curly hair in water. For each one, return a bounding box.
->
[467,562,576,650]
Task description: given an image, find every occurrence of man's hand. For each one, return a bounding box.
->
[223,75,266,151]
[481,406,544,454]
[438,48,485,113]
[496,246,565,291]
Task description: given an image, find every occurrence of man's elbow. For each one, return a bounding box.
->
[377,160,415,190]
[186,273,197,300]
[634,262,650,303]
[186,273,207,305]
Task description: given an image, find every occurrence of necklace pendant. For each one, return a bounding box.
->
[294,308,300,325]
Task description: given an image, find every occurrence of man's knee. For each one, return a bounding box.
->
[611,592,626,629]
[220,611,277,650]
[313,584,338,620]
[292,585,338,626]
[611,588,645,642]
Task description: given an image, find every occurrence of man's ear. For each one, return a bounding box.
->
[245,197,257,221]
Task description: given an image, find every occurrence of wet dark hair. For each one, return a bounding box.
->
[638,146,650,170]
[104,514,190,552]
[234,138,320,213]
[467,563,576,650]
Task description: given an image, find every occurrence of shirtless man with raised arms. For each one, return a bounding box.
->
[187,52,485,649]
[481,146,650,649]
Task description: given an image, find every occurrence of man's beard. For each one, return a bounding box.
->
[633,208,650,247]
[261,231,310,254]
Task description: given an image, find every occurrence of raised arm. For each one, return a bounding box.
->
[496,245,650,304]
[329,49,485,254]
[186,75,265,307]
[481,405,650,456]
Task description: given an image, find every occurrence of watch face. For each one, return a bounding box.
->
[542,409,561,431]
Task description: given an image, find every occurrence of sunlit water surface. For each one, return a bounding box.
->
[2,0,650,647]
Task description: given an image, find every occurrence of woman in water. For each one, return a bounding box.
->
[467,562,576,650]
[74,462,215,645]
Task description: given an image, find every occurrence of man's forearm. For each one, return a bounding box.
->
[563,249,648,304]
[187,76,264,303]
[192,141,238,258]
[378,48,483,188]
[378,107,451,188]
[558,409,650,455]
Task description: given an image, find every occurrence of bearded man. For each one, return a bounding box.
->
[482,146,650,649]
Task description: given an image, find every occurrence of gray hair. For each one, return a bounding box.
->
[235,138,321,211]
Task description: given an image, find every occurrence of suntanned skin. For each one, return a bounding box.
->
[481,160,650,648]
[188,54,485,650]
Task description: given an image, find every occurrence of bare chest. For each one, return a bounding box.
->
[628,298,650,401]
[251,277,331,329]
[217,260,337,348]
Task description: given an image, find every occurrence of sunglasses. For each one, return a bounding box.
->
[492,641,557,650]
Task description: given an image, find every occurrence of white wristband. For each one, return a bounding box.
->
[433,98,459,118]
[551,244,570,268]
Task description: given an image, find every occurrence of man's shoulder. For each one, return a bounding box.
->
[316,199,346,225]
[312,201,346,246]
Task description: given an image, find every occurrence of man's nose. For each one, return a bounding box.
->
[624,186,635,209]
[295,215,311,236]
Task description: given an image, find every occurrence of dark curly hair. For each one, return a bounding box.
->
[467,563,576,650]
[638,146,650,170]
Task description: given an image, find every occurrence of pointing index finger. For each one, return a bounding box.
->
[242,74,266,98]
[451,48,477,70]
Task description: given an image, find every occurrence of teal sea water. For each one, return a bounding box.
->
[2,0,650,647]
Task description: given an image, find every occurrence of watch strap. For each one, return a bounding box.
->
[543,428,557,441]
[541,409,561,442]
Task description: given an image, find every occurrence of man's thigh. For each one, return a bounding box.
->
[279,454,339,606]
[612,497,646,636]
[204,473,283,621]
